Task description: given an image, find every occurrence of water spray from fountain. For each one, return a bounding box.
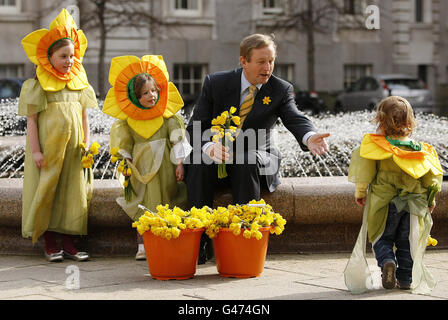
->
[0,99,447,180]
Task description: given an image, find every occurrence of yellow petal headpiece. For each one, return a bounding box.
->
[360,134,443,179]
[21,8,89,91]
[102,55,184,139]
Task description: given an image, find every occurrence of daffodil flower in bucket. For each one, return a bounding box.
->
[206,199,286,278]
[133,204,211,280]
[132,204,212,240]
[205,199,286,240]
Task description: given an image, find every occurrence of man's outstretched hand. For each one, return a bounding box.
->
[307,133,330,156]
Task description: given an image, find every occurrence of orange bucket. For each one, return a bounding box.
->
[142,228,204,280]
[212,227,270,278]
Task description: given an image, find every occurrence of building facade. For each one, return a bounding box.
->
[1,0,447,113]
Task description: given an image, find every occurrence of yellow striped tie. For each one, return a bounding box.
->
[238,85,257,128]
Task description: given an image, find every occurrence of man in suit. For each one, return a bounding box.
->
[185,34,330,264]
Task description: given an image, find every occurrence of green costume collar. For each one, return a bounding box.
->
[385,136,422,151]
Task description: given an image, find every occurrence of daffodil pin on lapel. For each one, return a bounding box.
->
[263,96,271,105]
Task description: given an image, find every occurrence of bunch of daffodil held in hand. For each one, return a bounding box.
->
[80,141,101,183]
[132,204,212,240]
[109,147,135,203]
[205,199,286,240]
[211,107,240,179]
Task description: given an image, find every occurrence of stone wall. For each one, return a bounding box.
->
[1,177,447,256]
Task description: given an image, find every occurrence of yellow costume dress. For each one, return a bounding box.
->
[344,134,443,295]
[19,9,98,244]
[103,55,190,221]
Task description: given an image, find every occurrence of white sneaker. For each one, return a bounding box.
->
[135,250,146,260]
[44,250,64,262]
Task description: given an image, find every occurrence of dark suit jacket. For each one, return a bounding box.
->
[186,68,316,192]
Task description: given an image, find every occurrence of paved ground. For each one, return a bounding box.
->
[1,249,447,301]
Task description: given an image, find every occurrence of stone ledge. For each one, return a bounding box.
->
[0,178,447,255]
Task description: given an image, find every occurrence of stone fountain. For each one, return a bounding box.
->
[0,99,447,255]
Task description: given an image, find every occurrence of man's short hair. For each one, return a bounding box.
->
[240,33,277,62]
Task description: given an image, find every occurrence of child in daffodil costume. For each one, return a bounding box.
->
[18,9,98,262]
[103,55,191,259]
[344,96,443,295]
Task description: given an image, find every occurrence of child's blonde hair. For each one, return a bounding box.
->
[375,96,416,137]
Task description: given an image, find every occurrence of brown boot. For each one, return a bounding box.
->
[382,260,397,289]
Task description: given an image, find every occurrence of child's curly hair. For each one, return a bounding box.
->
[375,96,416,137]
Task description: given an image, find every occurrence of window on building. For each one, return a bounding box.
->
[173,64,208,97]
[262,0,283,15]
[274,64,294,84]
[415,0,432,23]
[0,0,16,6]
[343,0,356,14]
[343,64,372,89]
[173,0,201,16]
[415,0,423,22]
[418,64,427,84]
[343,0,365,15]
[0,64,24,78]
[0,0,20,13]
[175,0,199,10]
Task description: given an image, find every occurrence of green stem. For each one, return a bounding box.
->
[218,163,227,179]
[124,178,136,203]
[219,118,232,179]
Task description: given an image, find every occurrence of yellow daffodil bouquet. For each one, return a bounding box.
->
[205,199,286,240]
[211,107,240,179]
[80,141,101,183]
[109,147,135,203]
[132,204,212,240]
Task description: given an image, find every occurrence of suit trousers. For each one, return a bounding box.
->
[185,151,263,208]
